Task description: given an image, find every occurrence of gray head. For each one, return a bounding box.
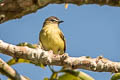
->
[43,16,64,25]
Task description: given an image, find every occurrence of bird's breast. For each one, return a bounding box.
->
[40,26,63,48]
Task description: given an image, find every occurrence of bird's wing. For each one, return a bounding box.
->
[59,31,66,52]
[39,31,44,49]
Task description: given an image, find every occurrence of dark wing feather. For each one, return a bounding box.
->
[59,31,66,52]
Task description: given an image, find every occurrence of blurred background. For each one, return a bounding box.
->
[0,4,120,80]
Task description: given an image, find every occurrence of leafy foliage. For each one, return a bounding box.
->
[111,73,120,80]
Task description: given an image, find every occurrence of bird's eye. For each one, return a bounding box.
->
[50,19,58,22]
[50,19,55,22]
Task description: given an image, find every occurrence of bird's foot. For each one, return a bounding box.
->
[61,53,69,61]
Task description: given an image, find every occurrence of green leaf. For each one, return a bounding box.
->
[7,58,45,69]
[7,78,12,80]
[17,42,39,49]
[7,58,30,66]
[58,73,81,80]
[61,69,94,80]
[111,73,120,80]
[44,77,49,80]
[50,72,58,80]
[78,71,94,80]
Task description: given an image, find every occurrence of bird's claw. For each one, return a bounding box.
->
[61,53,69,60]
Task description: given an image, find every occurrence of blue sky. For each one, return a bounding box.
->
[0,4,120,80]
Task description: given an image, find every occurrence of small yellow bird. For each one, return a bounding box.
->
[39,16,66,55]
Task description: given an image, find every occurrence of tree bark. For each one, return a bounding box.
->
[0,0,120,24]
[0,40,120,73]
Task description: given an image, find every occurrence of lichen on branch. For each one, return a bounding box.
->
[0,40,120,73]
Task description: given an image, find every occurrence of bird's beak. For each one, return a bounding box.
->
[58,20,64,23]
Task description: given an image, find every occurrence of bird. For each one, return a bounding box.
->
[39,16,66,55]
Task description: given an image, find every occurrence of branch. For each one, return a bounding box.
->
[0,58,29,80]
[0,0,120,23]
[0,40,120,73]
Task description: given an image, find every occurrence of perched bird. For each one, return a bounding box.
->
[39,16,66,55]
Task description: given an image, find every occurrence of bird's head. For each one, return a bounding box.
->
[43,16,64,25]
